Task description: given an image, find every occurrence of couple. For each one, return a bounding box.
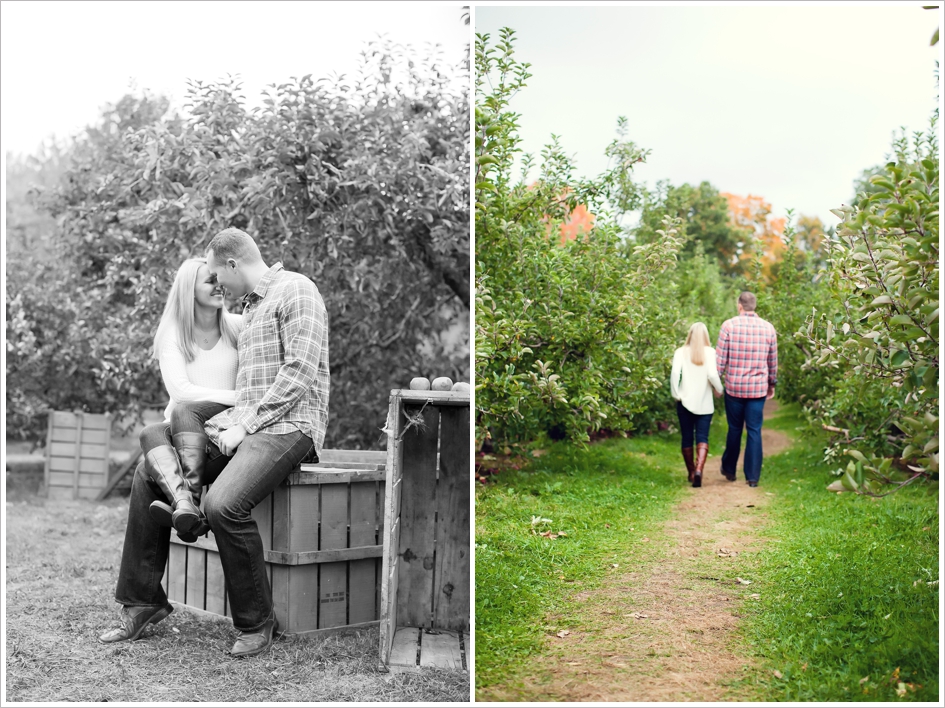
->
[98,227,330,658]
[670,292,778,488]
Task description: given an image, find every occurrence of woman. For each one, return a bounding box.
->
[670,322,723,488]
[138,257,242,541]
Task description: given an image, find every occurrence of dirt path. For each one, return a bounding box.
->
[489,402,792,702]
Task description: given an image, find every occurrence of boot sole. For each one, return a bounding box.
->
[149,501,174,527]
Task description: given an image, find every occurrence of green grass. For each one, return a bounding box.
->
[734,409,940,702]
[474,429,696,691]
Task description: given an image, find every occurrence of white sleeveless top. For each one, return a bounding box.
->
[670,345,724,415]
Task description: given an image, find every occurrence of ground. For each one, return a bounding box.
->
[480,402,791,702]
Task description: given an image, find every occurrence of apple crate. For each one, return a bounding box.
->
[163,449,387,634]
[379,389,470,672]
[44,411,112,500]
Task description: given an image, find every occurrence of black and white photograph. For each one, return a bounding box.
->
[3,1,471,702]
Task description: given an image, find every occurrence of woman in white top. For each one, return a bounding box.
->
[135,258,242,542]
[670,322,723,488]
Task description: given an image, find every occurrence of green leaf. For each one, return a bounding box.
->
[889,314,913,326]
[846,449,867,463]
[890,350,910,367]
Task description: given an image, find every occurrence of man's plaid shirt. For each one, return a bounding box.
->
[205,263,329,452]
[715,312,778,399]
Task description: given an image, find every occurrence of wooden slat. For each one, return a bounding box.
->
[433,405,471,631]
[287,469,385,485]
[186,546,207,610]
[290,565,319,633]
[97,450,143,501]
[205,549,227,616]
[50,427,109,444]
[51,411,110,429]
[48,456,111,474]
[318,484,349,628]
[287,485,320,632]
[46,486,75,501]
[271,564,290,632]
[72,414,83,498]
[349,481,378,624]
[48,471,106,490]
[419,630,464,669]
[316,449,387,465]
[395,403,439,628]
[389,627,420,667]
[167,543,187,604]
[305,462,384,471]
[389,389,470,406]
[50,441,108,459]
[267,545,382,566]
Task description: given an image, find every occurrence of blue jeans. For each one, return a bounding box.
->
[676,401,712,448]
[721,393,766,482]
[115,402,315,632]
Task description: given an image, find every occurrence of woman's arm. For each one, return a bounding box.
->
[158,339,237,406]
[706,348,724,394]
[670,349,683,400]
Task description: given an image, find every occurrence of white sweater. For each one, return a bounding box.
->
[670,345,724,415]
[158,314,243,422]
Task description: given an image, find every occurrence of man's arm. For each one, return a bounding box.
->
[236,279,327,434]
[715,322,730,381]
[767,327,778,399]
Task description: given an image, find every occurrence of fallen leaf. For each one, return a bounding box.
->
[566,661,581,665]
[611,563,619,569]
[736,577,752,585]
[717,548,737,557]
[556,630,570,638]
[557,531,568,537]
[559,575,565,580]
[604,523,610,528]
[895,682,907,697]
[172,627,180,634]
[773,669,783,679]
[922,526,929,531]
[746,504,755,507]
[749,593,761,599]
[801,663,808,671]
[890,667,901,682]
[641,537,650,542]
[630,612,648,619]
[531,449,547,457]
[859,676,869,685]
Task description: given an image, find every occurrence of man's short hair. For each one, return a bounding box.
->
[206,227,262,265]
[738,291,757,312]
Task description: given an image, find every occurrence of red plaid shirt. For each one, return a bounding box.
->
[716,312,778,399]
[205,263,330,453]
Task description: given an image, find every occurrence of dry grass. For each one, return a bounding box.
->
[4,495,469,703]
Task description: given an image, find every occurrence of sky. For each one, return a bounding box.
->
[1,1,469,158]
[475,2,941,226]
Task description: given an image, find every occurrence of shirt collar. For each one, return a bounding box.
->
[245,262,284,304]
[740,311,758,317]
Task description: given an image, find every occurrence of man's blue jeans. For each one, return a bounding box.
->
[115,402,315,632]
[721,393,766,483]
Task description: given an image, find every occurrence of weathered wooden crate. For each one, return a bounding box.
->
[379,389,470,672]
[162,449,387,634]
[44,411,112,500]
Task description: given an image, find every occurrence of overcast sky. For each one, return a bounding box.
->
[476,2,941,226]
[1,1,469,158]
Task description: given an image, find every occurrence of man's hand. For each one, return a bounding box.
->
[218,424,248,456]
[766,387,776,400]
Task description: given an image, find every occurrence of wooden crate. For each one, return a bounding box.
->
[379,389,470,672]
[43,411,112,500]
[163,449,387,634]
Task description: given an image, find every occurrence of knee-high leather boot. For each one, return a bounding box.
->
[146,446,202,533]
[693,443,709,488]
[169,431,209,534]
[681,447,696,483]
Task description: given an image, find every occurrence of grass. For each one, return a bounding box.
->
[4,495,469,702]
[732,409,940,702]
[474,428,701,693]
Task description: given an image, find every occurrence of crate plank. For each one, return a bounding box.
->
[389,627,421,667]
[50,411,111,429]
[48,471,106,489]
[388,390,471,406]
[433,405,471,631]
[205,549,226,616]
[50,427,109,444]
[316,449,387,465]
[349,481,378,624]
[318,484,349,628]
[290,565,319,633]
[50,441,108,459]
[395,403,439,628]
[288,468,385,484]
[49,455,116,474]
[167,544,187,605]
[185,547,207,610]
[419,630,464,669]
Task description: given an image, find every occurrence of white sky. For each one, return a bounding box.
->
[475,1,942,226]
[1,0,470,158]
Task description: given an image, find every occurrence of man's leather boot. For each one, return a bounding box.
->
[693,443,709,488]
[146,446,202,536]
[681,447,696,483]
[231,610,280,658]
[170,431,209,534]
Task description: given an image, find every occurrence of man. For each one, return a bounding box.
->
[715,291,777,488]
[100,227,329,657]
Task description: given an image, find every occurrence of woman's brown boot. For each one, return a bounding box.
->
[681,447,696,483]
[693,443,709,488]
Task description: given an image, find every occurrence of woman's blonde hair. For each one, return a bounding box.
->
[684,322,712,366]
[152,258,240,362]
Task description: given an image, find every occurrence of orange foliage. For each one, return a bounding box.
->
[555,203,595,246]
[720,192,786,279]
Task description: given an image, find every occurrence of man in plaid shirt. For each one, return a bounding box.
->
[715,291,777,487]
